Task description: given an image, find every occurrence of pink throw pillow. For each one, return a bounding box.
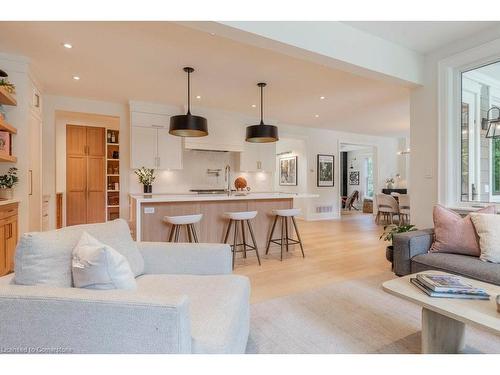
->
[430,205,496,256]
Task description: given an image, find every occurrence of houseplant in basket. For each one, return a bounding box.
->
[134,167,156,194]
[380,224,417,268]
[0,167,18,200]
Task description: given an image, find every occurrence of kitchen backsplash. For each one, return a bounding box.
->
[129,149,274,194]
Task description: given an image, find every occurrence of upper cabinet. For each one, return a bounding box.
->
[239,142,276,172]
[183,107,246,152]
[130,102,183,170]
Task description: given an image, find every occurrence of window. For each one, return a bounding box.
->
[461,60,500,202]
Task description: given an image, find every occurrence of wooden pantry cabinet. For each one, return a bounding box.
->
[0,202,19,276]
[66,125,106,226]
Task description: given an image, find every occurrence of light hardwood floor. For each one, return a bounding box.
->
[234,211,389,303]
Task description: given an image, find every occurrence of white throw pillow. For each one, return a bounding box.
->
[470,213,500,263]
[72,232,137,290]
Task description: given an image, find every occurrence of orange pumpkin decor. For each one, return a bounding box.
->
[234,176,248,190]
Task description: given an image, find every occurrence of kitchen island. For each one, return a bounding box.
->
[130,192,317,247]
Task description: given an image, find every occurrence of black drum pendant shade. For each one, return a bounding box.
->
[169,67,208,137]
[246,82,278,143]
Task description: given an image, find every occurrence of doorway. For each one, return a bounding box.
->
[339,143,376,216]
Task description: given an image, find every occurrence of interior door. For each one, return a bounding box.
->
[131,126,157,169]
[28,114,42,231]
[86,127,106,223]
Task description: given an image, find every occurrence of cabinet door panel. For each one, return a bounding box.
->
[6,218,17,272]
[157,128,182,170]
[131,126,157,169]
[66,125,87,156]
[0,224,5,276]
[66,156,87,226]
[87,127,105,156]
[87,156,106,223]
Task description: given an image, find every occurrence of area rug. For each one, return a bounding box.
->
[246,272,500,353]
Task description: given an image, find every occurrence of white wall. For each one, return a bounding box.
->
[410,27,500,228]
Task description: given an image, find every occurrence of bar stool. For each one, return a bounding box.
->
[266,208,305,261]
[223,211,261,269]
[163,214,202,243]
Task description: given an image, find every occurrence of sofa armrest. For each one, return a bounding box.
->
[0,284,191,353]
[393,229,434,276]
[138,242,233,275]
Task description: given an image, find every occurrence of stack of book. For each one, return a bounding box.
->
[410,274,490,300]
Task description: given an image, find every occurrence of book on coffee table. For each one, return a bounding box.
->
[416,274,486,294]
[410,278,490,300]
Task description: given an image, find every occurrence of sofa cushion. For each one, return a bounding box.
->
[411,252,500,286]
[14,219,144,288]
[72,232,137,290]
[470,213,500,263]
[430,205,495,256]
[136,274,250,354]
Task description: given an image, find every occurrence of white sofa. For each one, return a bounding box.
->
[0,219,250,354]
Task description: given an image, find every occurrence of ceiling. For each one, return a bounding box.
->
[343,21,499,54]
[0,22,413,136]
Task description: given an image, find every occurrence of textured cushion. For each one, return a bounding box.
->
[72,232,137,290]
[136,274,250,354]
[430,205,495,256]
[470,213,500,263]
[15,219,144,287]
[411,252,500,285]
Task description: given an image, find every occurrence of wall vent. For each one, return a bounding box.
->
[315,205,333,213]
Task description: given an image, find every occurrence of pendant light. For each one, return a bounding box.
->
[246,82,279,143]
[169,67,208,137]
[484,106,500,139]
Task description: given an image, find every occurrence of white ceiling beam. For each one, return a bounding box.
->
[180,21,424,87]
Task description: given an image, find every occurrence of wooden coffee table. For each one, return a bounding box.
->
[383,271,500,354]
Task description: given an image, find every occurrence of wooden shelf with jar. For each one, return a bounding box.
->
[106,129,120,221]
[0,88,18,163]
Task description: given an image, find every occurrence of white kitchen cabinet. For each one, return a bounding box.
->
[183,108,245,152]
[131,126,157,169]
[130,111,182,170]
[239,142,276,172]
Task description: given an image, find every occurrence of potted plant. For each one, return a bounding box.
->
[380,224,417,268]
[0,167,18,200]
[134,167,156,194]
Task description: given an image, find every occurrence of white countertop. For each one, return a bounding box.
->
[130,192,318,203]
[0,199,20,206]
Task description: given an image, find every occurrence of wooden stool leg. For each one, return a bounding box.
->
[247,220,261,266]
[240,220,247,259]
[174,225,180,242]
[224,220,233,243]
[186,224,193,243]
[191,224,199,243]
[266,215,278,255]
[292,216,305,258]
[280,216,285,261]
[284,217,290,252]
[232,219,239,269]
[168,225,175,242]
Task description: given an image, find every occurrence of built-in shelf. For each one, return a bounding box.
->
[0,118,17,134]
[107,158,119,162]
[107,205,120,208]
[0,87,17,106]
[0,155,17,163]
[106,129,120,221]
[107,174,119,176]
[107,143,119,146]
[107,189,120,192]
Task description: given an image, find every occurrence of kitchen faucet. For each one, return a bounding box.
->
[224,164,231,196]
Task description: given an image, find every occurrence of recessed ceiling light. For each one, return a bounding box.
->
[72,76,80,80]
[314,114,319,118]
[63,43,73,49]
[196,95,201,99]
[251,104,256,108]
[210,32,216,36]
[320,96,325,100]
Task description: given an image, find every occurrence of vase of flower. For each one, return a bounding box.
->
[385,177,395,189]
[135,167,156,195]
[0,167,18,200]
